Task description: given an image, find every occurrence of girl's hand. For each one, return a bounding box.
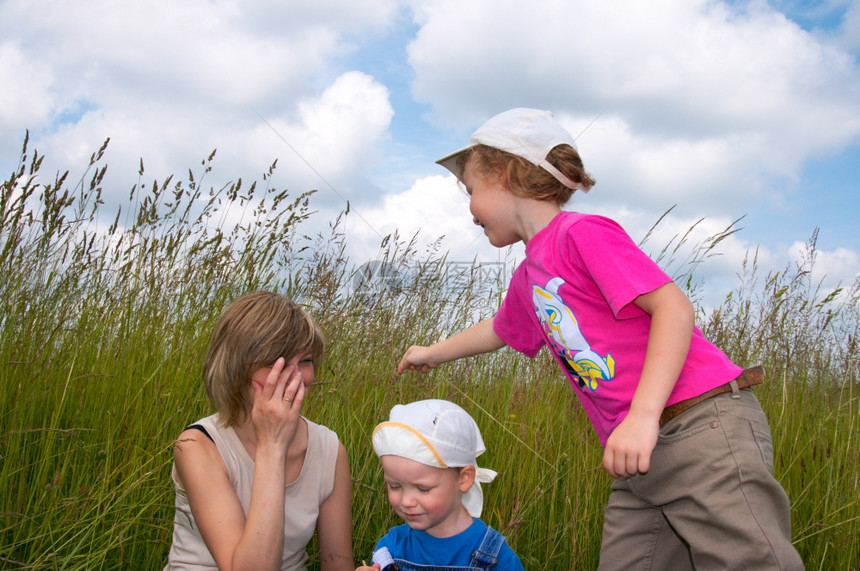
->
[602,411,659,479]
[355,565,380,571]
[397,345,439,374]
[397,319,504,375]
[251,357,305,450]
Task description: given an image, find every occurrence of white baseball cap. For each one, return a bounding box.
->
[372,399,498,518]
[436,107,587,192]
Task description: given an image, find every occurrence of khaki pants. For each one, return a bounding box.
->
[598,389,804,570]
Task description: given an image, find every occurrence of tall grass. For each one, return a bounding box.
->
[1,136,857,569]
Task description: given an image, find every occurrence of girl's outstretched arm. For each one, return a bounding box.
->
[397,317,506,374]
[603,282,694,479]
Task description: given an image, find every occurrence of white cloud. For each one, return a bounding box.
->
[1,1,331,114]
[0,43,55,135]
[407,0,860,216]
[789,240,860,289]
[285,72,394,189]
[344,174,479,262]
[554,114,762,209]
[838,1,860,51]
[0,1,398,213]
[23,69,396,223]
[233,71,396,217]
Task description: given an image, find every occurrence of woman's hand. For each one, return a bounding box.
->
[251,357,305,451]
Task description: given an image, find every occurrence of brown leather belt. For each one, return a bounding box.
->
[659,365,764,427]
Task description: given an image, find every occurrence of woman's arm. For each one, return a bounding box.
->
[174,430,253,567]
[316,442,355,571]
[175,358,305,570]
[397,317,506,373]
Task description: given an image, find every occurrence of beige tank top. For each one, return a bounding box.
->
[164,414,339,570]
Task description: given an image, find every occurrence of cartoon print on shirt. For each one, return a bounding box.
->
[532,277,615,391]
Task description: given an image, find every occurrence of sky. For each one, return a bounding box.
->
[2,0,859,308]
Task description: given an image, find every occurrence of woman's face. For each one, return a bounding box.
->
[250,350,315,392]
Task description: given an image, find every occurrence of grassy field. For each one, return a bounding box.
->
[1,138,858,569]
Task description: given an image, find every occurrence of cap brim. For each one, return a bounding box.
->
[435,143,475,184]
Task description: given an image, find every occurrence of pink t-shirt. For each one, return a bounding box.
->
[493,212,742,446]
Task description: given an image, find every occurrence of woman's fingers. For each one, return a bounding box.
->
[257,358,287,399]
[251,359,306,448]
[276,360,305,407]
[288,373,305,409]
[253,358,306,419]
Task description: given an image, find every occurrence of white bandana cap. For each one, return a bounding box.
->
[372,399,497,518]
[436,107,588,192]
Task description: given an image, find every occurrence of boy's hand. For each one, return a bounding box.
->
[397,345,438,374]
[355,565,380,571]
[602,411,659,479]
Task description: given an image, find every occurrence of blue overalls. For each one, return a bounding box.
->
[372,527,507,570]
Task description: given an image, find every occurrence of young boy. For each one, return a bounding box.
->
[356,399,523,571]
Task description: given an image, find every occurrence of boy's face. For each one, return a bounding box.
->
[380,455,474,538]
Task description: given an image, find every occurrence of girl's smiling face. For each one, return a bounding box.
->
[380,455,474,538]
[463,160,521,248]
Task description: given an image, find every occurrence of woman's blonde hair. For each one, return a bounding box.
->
[462,143,595,205]
[203,291,325,426]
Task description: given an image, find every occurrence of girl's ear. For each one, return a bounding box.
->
[497,169,508,190]
[458,466,476,492]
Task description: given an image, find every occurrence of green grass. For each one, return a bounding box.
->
[1,136,858,569]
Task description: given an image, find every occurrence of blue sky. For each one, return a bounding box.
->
[1,0,858,308]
